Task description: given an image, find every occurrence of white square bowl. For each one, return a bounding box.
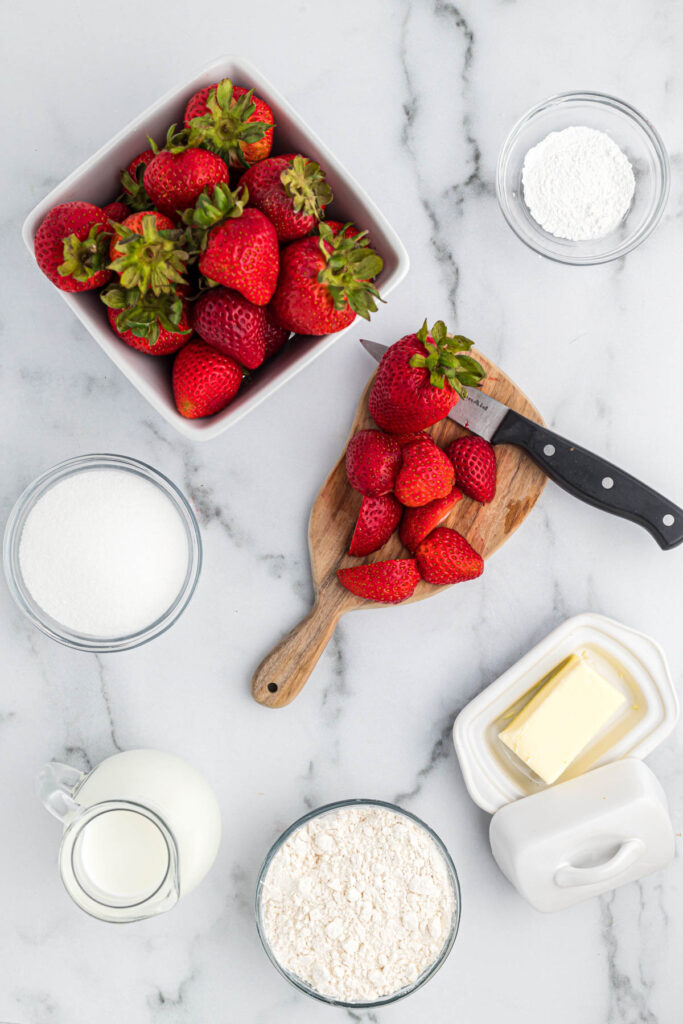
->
[22,56,409,441]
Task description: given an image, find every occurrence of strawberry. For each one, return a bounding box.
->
[34,202,112,292]
[345,429,402,497]
[263,306,290,360]
[399,486,462,552]
[121,149,155,211]
[415,527,484,585]
[192,287,274,369]
[368,320,486,434]
[102,201,130,223]
[173,340,243,418]
[184,78,274,168]
[183,184,279,305]
[241,155,332,241]
[394,436,455,507]
[446,436,497,503]
[271,222,383,335]
[101,284,192,350]
[143,126,230,217]
[108,211,189,296]
[337,558,420,604]
[394,431,431,447]
[348,494,402,557]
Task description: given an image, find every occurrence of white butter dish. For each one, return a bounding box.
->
[22,56,409,441]
[453,613,678,814]
[489,758,674,912]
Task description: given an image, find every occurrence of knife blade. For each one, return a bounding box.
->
[360,338,683,550]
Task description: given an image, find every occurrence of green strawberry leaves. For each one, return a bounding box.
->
[317,222,384,320]
[121,162,154,212]
[58,223,111,282]
[181,183,248,251]
[410,319,486,396]
[186,78,273,168]
[101,285,191,345]
[107,214,190,296]
[280,156,333,219]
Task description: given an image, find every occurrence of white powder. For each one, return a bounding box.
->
[19,468,189,637]
[522,126,635,240]
[260,804,455,1003]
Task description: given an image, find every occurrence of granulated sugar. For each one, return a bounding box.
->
[522,126,635,240]
[19,468,189,637]
[260,804,455,1003]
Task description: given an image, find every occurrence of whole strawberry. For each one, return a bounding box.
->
[271,222,383,335]
[104,292,191,355]
[263,306,290,360]
[394,436,455,507]
[34,202,112,292]
[173,340,243,418]
[337,559,420,604]
[143,126,230,218]
[348,494,402,557]
[102,201,130,223]
[446,436,497,503]
[184,78,274,168]
[108,211,189,296]
[345,430,402,497]
[399,486,462,552]
[415,527,484,585]
[241,154,332,241]
[193,287,278,369]
[121,148,155,211]
[183,184,279,305]
[368,320,486,434]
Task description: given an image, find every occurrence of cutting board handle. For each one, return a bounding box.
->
[251,586,346,708]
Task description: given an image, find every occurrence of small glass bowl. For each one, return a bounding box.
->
[496,91,670,265]
[3,454,202,652]
[255,799,461,1008]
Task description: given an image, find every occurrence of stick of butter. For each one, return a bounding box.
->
[498,653,626,784]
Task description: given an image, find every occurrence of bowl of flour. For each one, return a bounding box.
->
[256,800,460,1006]
[3,454,201,651]
[496,92,669,265]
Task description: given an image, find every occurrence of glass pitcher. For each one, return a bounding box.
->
[37,761,180,923]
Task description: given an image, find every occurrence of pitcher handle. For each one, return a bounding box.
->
[36,762,86,823]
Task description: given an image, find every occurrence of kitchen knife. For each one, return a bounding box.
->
[360,339,683,550]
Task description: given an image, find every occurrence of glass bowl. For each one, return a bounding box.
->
[3,454,202,652]
[255,799,461,1008]
[496,91,670,265]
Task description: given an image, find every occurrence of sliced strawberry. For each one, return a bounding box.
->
[349,494,402,557]
[337,559,420,604]
[395,436,455,507]
[446,436,497,503]
[345,430,402,497]
[399,486,462,552]
[415,527,483,585]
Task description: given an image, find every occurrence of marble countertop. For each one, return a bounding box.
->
[1,1,682,1021]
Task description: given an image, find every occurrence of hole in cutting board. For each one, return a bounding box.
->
[267,683,278,693]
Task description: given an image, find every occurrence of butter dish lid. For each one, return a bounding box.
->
[452,613,678,814]
[489,758,675,912]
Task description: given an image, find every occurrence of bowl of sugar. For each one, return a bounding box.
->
[3,454,201,651]
[496,92,670,265]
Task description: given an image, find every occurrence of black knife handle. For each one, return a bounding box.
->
[493,410,683,550]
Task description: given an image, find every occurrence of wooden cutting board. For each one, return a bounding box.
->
[251,351,547,707]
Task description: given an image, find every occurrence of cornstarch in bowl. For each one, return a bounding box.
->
[256,800,459,1006]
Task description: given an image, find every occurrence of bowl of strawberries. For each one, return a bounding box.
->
[23,56,409,440]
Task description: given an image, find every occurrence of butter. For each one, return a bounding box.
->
[498,653,626,784]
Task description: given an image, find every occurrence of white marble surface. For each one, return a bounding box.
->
[1,1,682,1021]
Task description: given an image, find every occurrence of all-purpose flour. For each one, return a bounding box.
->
[522,126,635,240]
[19,468,189,637]
[260,804,455,1003]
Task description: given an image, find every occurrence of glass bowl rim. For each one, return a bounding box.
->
[254,797,461,1008]
[2,453,202,652]
[495,90,670,265]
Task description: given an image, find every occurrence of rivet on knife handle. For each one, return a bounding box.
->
[492,411,683,550]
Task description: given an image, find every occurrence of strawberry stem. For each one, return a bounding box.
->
[108,214,190,297]
[186,78,272,168]
[409,320,486,396]
[316,222,384,321]
[58,223,111,282]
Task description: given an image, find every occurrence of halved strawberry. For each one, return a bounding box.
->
[349,494,402,557]
[446,436,497,503]
[415,527,483,584]
[399,486,462,552]
[337,559,420,604]
[345,430,402,497]
[394,436,455,507]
